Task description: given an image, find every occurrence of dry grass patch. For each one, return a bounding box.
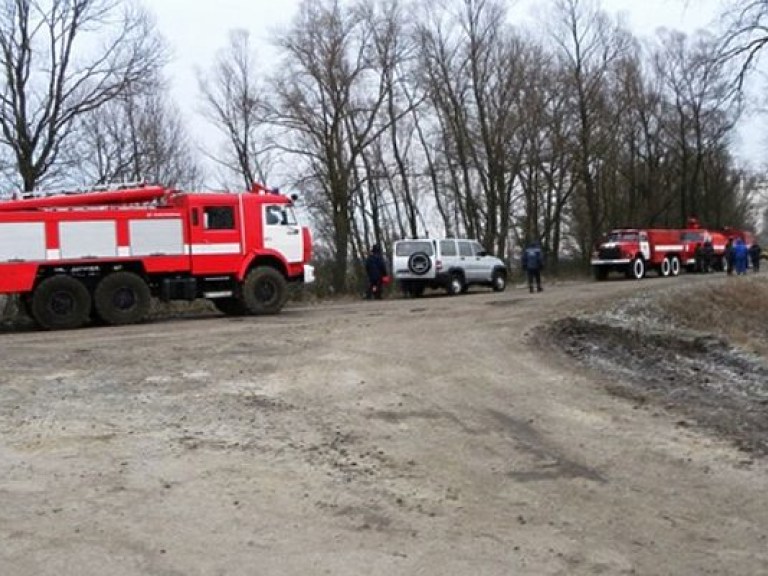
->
[656,276,768,358]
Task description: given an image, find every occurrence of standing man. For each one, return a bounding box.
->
[702,238,715,273]
[521,240,544,294]
[364,244,388,300]
[749,241,761,273]
[725,238,734,275]
[732,239,749,275]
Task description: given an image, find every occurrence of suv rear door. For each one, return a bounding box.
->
[393,240,436,279]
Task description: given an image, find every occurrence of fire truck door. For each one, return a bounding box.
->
[263,205,303,263]
[639,232,651,260]
[188,202,243,274]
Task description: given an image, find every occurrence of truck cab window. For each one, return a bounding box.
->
[266,205,297,226]
[203,206,235,230]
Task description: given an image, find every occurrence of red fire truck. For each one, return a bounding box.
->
[679,219,756,273]
[0,183,313,329]
[679,229,729,272]
[591,228,685,280]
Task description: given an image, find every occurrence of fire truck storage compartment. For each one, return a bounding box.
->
[129,218,185,256]
[59,221,118,259]
[0,222,46,261]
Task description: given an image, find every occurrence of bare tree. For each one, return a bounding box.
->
[717,1,768,88]
[548,0,632,253]
[654,30,740,225]
[268,0,405,293]
[199,29,272,190]
[73,80,202,189]
[0,0,165,192]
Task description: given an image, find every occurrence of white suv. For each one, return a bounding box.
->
[391,238,508,297]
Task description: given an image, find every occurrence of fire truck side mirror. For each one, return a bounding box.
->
[290,194,299,202]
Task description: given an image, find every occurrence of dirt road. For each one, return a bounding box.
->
[1,277,766,575]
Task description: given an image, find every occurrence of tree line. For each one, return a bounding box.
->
[0,0,765,294]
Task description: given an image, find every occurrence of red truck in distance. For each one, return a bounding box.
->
[0,183,314,330]
[592,217,757,280]
[591,228,685,280]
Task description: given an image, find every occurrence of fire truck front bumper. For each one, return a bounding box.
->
[591,259,632,265]
[303,264,316,283]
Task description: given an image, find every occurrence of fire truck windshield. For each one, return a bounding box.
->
[606,232,638,243]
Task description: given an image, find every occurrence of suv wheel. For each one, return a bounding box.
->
[447,274,464,296]
[491,270,507,292]
[408,252,432,275]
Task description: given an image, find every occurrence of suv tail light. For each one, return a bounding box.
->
[436,259,443,272]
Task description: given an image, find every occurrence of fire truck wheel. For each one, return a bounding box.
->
[31,276,92,330]
[213,298,246,316]
[94,272,151,325]
[629,257,645,280]
[242,267,288,315]
[670,256,681,276]
[660,257,671,277]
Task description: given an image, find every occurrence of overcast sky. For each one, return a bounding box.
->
[148,0,763,171]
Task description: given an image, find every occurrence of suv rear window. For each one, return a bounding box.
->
[395,241,434,256]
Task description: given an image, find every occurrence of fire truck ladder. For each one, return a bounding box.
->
[17,181,149,200]
[0,182,167,212]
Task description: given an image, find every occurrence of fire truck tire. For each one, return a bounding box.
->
[213,298,246,316]
[94,272,151,325]
[670,256,681,276]
[628,257,645,280]
[31,276,92,330]
[242,266,288,315]
[660,257,671,277]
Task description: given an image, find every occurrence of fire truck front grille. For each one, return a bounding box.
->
[598,247,622,260]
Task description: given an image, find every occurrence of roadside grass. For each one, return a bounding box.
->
[657,276,768,358]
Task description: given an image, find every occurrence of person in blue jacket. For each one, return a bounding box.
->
[732,238,749,275]
[364,244,388,299]
[521,240,544,293]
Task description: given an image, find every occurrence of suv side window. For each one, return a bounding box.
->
[440,240,457,256]
[472,242,486,256]
[458,241,473,257]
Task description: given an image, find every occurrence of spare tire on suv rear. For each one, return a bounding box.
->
[408,252,432,275]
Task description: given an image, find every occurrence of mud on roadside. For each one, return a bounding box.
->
[538,276,768,457]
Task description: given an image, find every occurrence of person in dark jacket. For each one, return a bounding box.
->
[701,239,715,273]
[364,244,388,299]
[749,242,761,273]
[521,241,544,293]
[725,238,734,275]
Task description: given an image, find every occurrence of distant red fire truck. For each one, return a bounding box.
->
[591,218,756,279]
[591,228,685,280]
[0,183,314,329]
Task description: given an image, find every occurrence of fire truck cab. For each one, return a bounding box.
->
[0,183,314,330]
